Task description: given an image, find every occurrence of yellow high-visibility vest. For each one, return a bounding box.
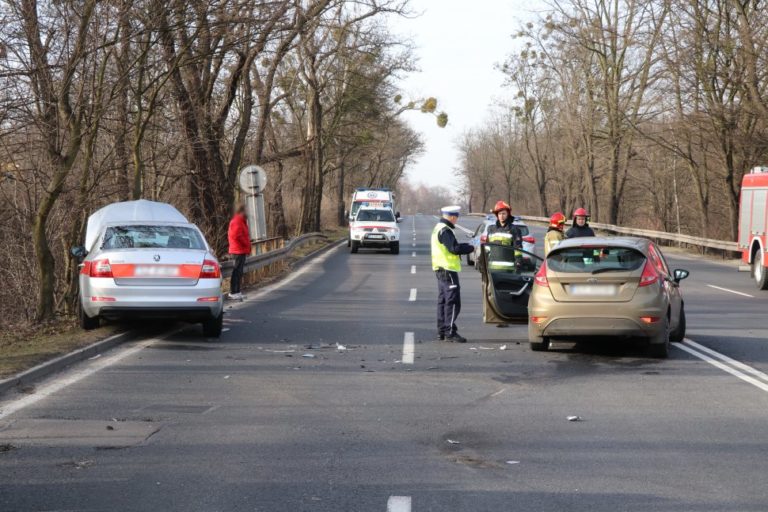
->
[431,223,461,272]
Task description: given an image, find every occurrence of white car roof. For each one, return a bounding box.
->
[85,200,189,250]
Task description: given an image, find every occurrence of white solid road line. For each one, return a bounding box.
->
[402,333,415,365]
[675,340,768,394]
[388,496,412,512]
[684,338,768,384]
[0,336,163,420]
[409,288,417,301]
[411,265,416,274]
[706,284,754,298]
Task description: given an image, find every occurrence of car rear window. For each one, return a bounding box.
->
[102,225,205,250]
[356,209,395,222]
[515,225,530,236]
[547,246,645,273]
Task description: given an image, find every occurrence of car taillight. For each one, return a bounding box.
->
[638,261,659,287]
[480,234,487,243]
[523,236,535,244]
[89,259,113,278]
[199,259,221,279]
[534,262,549,287]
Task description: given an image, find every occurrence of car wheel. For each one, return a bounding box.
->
[467,253,474,266]
[203,311,223,338]
[648,315,670,358]
[350,241,359,253]
[670,304,686,342]
[390,242,399,255]
[753,250,768,290]
[347,236,351,248]
[80,304,99,331]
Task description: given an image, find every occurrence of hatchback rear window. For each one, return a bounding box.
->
[102,225,205,250]
[547,246,645,273]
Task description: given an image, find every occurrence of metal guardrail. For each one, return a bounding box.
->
[468,212,737,252]
[220,232,328,278]
[517,215,738,253]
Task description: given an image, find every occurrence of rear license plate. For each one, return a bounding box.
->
[569,284,617,296]
[134,265,180,277]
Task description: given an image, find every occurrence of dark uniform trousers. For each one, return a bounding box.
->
[436,269,461,336]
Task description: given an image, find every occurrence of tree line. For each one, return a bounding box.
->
[0,0,444,326]
[457,0,768,241]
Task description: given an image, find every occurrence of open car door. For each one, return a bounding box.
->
[479,243,543,323]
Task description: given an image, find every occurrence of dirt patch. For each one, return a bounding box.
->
[0,321,125,379]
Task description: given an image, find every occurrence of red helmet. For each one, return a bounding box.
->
[492,200,511,214]
[573,207,589,218]
[549,212,566,229]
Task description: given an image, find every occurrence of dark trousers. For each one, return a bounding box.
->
[436,270,461,335]
[230,253,247,293]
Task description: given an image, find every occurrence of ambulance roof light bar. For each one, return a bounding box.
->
[751,166,768,174]
[355,187,391,192]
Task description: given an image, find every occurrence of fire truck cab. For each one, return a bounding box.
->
[739,166,768,289]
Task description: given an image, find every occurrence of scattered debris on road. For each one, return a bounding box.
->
[500,345,508,350]
[223,375,231,379]
[302,354,316,359]
[0,443,16,453]
[506,460,520,465]
[446,439,461,445]
[336,343,347,351]
[567,416,581,422]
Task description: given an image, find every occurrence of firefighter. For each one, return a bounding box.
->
[486,200,523,272]
[566,207,595,238]
[544,212,566,256]
[431,205,474,342]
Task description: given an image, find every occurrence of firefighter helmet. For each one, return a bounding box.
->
[549,212,566,229]
[492,200,511,214]
[573,207,589,218]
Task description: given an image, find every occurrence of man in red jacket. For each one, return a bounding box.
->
[227,204,251,300]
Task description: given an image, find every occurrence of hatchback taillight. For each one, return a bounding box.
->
[534,262,549,287]
[523,236,535,244]
[89,259,113,278]
[638,261,659,287]
[480,234,487,243]
[199,259,221,279]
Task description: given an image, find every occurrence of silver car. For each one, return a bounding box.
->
[467,216,535,267]
[74,203,223,337]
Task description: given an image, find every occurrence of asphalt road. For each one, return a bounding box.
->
[2,215,768,511]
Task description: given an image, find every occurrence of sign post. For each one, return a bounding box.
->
[238,165,268,241]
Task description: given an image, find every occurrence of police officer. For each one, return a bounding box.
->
[544,212,566,256]
[432,205,474,342]
[565,207,596,238]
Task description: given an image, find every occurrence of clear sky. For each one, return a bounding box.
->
[389,0,546,196]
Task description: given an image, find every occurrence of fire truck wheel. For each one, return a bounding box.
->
[753,251,768,290]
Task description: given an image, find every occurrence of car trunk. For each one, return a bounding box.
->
[100,249,206,286]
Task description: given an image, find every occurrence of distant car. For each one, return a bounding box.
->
[467,218,535,268]
[72,200,224,337]
[349,207,400,254]
[525,237,689,358]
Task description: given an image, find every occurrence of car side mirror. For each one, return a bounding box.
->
[71,246,87,259]
[673,269,689,282]
[396,211,401,218]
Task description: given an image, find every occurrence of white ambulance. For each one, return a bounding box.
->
[346,188,399,223]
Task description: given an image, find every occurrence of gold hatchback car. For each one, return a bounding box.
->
[526,237,689,358]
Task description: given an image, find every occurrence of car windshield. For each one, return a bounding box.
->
[102,225,205,250]
[547,246,645,273]
[356,209,395,222]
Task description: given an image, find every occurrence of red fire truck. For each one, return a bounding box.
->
[739,166,768,289]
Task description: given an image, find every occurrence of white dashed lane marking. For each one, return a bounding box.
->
[408,288,417,301]
[411,265,416,274]
[388,496,412,512]
[402,333,415,365]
